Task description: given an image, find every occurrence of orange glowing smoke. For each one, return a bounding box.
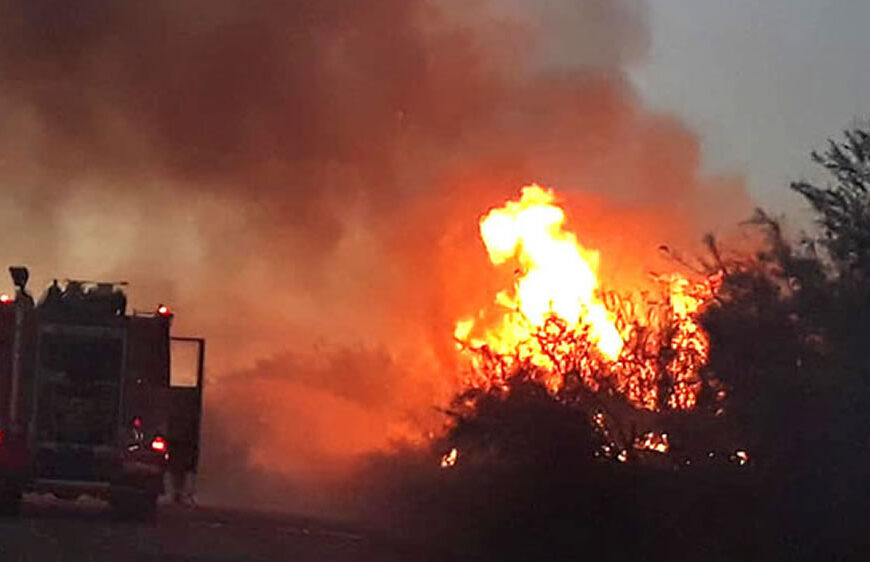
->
[455,185,719,411]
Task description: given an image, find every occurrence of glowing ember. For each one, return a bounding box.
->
[440,447,459,468]
[634,432,670,454]
[455,184,719,411]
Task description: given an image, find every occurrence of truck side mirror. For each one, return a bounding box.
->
[9,266,29,291]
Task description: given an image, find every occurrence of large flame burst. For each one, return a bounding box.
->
[455,185,719,411]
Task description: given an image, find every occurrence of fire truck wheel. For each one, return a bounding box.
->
[109,488,157,521]
[0,483,22,517]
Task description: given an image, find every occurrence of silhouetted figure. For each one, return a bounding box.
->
[62,281,85,313]
[39,279,63,309]
[167,402,199,505]
[167,437,197,505]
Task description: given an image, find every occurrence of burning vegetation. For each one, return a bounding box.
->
[454,184,720,412]
[355,128,870,562]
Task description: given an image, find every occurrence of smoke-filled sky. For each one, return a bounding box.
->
[632,0,870,215]
[0,0,863,511]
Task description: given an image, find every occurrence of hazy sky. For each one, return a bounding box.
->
[630,0,870,216]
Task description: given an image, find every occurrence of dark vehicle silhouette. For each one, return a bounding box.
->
[0,267,204,518]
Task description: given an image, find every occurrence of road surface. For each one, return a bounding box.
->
[0,496,436,562]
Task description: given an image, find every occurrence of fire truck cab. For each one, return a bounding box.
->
[0,267,204,517]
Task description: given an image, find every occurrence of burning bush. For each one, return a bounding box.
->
[351,185,760,560]
[454,185,720,412]
[355,127,870,560]
[353,379,762,562]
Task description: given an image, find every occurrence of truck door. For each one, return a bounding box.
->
[167,337,204,474]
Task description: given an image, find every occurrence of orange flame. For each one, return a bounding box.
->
[455,184,719,411]
[477,185,622,359]
[440,447,459,468]
[634,432,670,454]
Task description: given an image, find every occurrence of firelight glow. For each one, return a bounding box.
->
[455,184,718,411]
[477,185,623,360]
[455,184,625,367]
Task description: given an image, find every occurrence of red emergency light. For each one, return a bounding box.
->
[156,304,172,317]
[0,294,12,305]
[150,436,167,452]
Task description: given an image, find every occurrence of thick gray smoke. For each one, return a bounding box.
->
[0,0,748,512]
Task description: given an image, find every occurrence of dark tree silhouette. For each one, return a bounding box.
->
[792,127,870,279]
[700,125,870,558]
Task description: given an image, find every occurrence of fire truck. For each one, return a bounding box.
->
[0,266,204,517]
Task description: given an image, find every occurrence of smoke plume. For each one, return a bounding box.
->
[0,0,749,512]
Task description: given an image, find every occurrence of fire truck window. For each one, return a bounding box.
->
[170,339,200,388]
